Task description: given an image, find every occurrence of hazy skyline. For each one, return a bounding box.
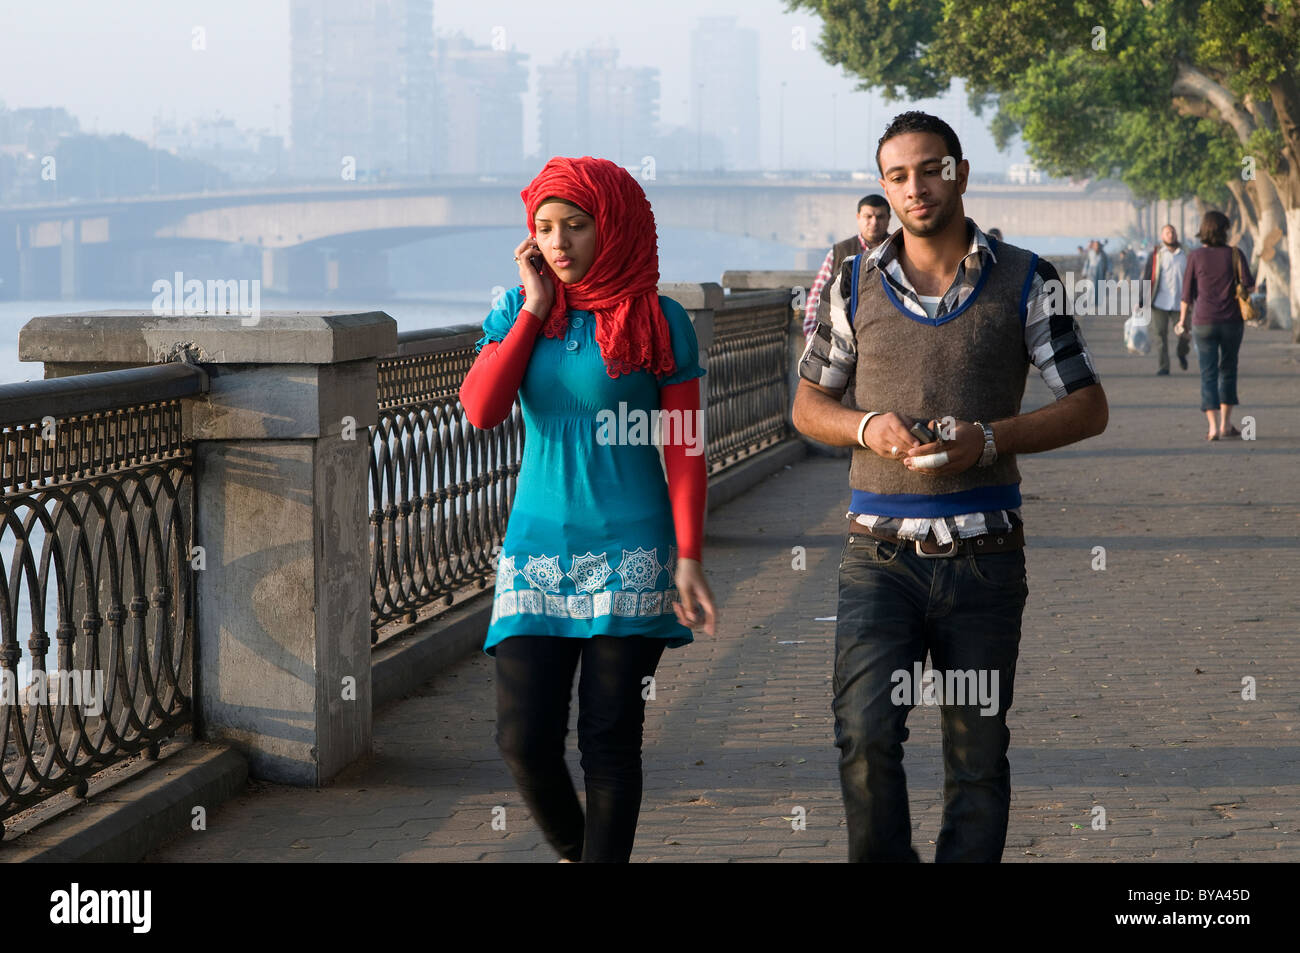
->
[1,0,1030,174]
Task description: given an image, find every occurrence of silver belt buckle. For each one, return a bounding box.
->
[914,537,960,559]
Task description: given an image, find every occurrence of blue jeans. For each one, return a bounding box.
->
[833,532,1028,862]
[1193,320,1243,410]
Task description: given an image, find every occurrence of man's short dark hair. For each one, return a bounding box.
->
[875,111,963,174]
[857,194,889,212]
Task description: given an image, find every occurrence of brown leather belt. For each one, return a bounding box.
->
[848,521,1025,558]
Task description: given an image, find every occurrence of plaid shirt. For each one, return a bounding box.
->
[798,219,1101,541]
[803,235,868,337]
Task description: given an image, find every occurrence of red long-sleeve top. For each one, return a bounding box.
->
[459,308,705,561]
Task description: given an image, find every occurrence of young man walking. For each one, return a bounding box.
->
[792,111,1109,862]
[1142,224,1190,375]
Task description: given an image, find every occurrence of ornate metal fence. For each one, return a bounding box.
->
[706,290,792,474]
[369,327,523,638]
[0,362,207,827]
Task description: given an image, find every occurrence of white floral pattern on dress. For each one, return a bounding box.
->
[491,546,683,623]
[495,555,518,592]
[494,587,681,621]
[618,547,662,592]
[612,591,639,617]
[522,554,564,592]
[568,552,613,594]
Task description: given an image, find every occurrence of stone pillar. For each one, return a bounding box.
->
[261,247,328,296]
[59,219,80,300]
[17,311,397,785]
[17,240,40,300]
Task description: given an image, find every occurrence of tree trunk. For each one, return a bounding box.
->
[1173,63,1293,329]
[1222,180,1289,329]
[1289,208,1300,341]
[1254,204,1291,330]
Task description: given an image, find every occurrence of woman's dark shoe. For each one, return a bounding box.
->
[1222,425,1241,438]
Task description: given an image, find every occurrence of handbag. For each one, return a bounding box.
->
[1231,246,1261,324]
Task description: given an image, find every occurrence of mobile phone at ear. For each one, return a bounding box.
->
[529,254,545,275]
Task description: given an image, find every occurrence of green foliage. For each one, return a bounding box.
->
[785,0,1299,205]
[785,0,947,100]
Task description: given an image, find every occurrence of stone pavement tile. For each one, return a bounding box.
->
[480,846,551,862]
[396,846,488,862]
[776,845,839,860]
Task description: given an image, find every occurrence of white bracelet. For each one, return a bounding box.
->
[856,411,880,448]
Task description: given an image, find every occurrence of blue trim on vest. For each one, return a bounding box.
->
[849,483,1023,517]
[1019,253,1038,328]
[878,246,995,327]
[848,253,862,331]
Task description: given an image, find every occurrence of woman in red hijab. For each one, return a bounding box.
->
[459,156,717,862]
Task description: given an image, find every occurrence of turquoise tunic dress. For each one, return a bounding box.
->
[475,286,707,656]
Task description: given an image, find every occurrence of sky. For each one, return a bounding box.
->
[0,0,1030,173]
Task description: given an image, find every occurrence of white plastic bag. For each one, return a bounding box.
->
[1123,314,1150,355]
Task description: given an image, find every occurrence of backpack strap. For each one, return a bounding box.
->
[1020,253,1039,328]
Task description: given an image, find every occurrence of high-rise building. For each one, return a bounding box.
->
[537,48,659,167]
[690,16,759,170]
[434,33,528,175]
[290,0,436,181]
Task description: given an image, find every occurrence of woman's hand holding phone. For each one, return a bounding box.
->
[515,236,553,317]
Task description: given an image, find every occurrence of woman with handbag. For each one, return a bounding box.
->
[458,155,718,862]
[1176,211,1254,441]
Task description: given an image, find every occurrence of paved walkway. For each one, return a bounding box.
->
[147,316,1300,862]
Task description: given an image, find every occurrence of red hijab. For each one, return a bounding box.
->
[520,156,676,379]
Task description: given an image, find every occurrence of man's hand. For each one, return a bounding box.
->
[864,412,922,460]
[903,419,983,476]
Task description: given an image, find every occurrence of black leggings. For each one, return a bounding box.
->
[494,634,667,862]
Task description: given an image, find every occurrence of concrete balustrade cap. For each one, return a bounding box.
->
[657,281,723,311]
[18,310,398,366]
[721,270,817,291]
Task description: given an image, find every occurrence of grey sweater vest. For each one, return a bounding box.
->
[847,239,1038,517]
[831,235,863,282]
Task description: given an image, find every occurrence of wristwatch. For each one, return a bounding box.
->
[973,420,997,467]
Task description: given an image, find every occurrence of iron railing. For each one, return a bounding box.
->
[0,362,207,826]
[369,327,522,637]
[706,290,792,474]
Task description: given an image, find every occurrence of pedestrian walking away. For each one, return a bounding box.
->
[792,110,1109,862]
[1176,210,1253,441]
[458,155,718,862]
